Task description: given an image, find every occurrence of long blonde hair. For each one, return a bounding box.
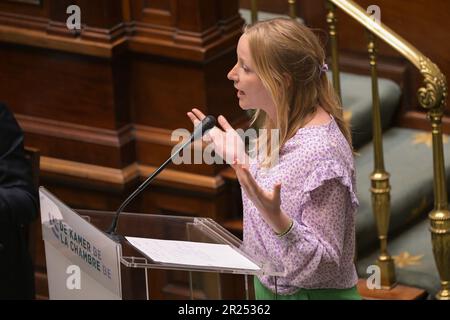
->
[244,18,352,167]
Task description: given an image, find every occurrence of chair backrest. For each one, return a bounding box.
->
[24,147,40,190]
[23,147,40,266]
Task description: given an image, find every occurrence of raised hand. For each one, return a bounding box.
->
[187,108,248,165]
[232,161,292,234]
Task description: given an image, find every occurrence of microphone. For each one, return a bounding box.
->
[105,115,216,242]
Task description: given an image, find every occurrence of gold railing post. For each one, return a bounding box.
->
[326,1,342,101]
[288,0,297,19]
[251,0,258,24]
[367,31,397,289]
[418,56,450,300]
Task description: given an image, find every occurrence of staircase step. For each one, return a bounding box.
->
[354,126,450,254]
[357,279,427,300]
[356,217,441,299]
[330,71,401,148]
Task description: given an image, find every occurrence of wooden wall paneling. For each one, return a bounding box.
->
[78,0,127,43]
[0,0,48,17]
[0,45,134,168]
[0,0,50,31]
[297,0,327,30]
[22,131,134,169]
[46,0,77,37]
[0,0,245,299]
[0,40,136,170]
[131,56,206,130]
[77,0,124,30]
[217,0,242,32]
[128,0,243,61]
[111,52,132,128]
[140,187,225,220]
[132,48,243,177]
[0,0,127,58]
[47,0,127,42]
[174,0,221,47]
[136,139,223,177]
[240,0,293,15]
[130,0,176,28]
[0,45,118,128]
[47,0,74,22]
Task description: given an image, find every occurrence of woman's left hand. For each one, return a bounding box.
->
[232,161,292,234]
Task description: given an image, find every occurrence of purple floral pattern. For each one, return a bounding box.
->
[242,117,359,295]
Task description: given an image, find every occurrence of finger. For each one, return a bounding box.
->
[273,183,282,203]
[187,112,201,126]
[192,108,206,121]
[218,115,233,132]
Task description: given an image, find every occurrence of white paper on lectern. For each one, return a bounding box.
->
[125,237,261,271]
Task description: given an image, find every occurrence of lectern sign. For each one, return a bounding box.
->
[40,188,122,299]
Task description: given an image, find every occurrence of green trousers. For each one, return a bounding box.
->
[254,277,362,300]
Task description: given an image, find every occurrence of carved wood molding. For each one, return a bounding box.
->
[0,21,241,60]
[40,156,225,190]
[41,156,139,185]
[134,125,211,150]
[16,113,134,147]
[0,0,244,60]
[140,164,225,190]
[0,24,127,57]
[134,124,177,146]
[46,20,129,43]
[0,11,47,30]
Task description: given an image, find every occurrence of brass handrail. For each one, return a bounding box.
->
[331,0,421,68]
[330,0,447,113]
[329,0,449,300]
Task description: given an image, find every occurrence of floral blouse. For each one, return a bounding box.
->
[242,117,359,295]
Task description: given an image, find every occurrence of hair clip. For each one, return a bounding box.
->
[320,63,329,73]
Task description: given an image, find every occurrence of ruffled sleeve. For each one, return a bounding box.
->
[271,159,359,287]
[300,159,359,209]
